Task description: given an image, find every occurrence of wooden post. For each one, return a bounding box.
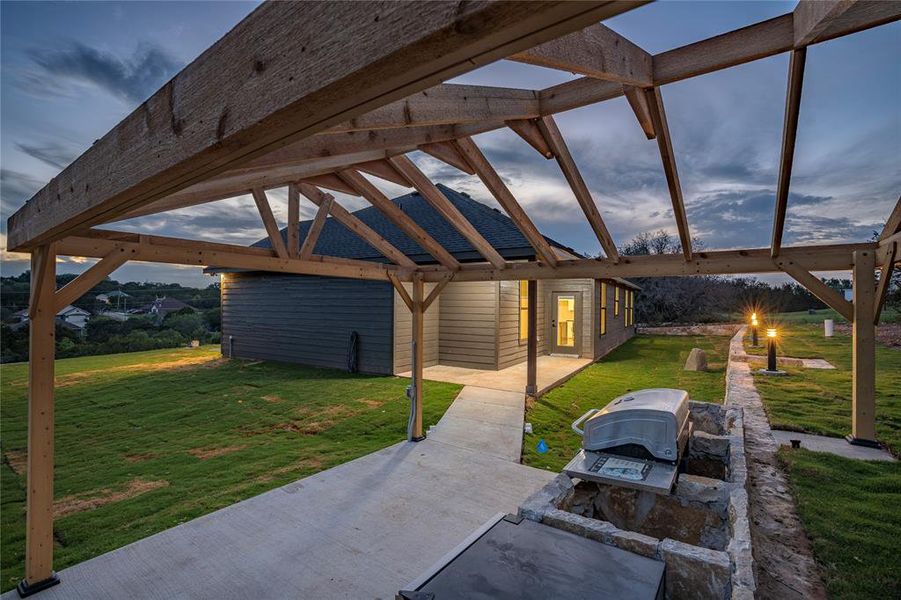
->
[526,280,538,396]
[21,244,61,596]
[848,249,878,446]
[411,275,425,441]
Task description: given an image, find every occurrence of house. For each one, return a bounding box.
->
[96,290,132,312]
[213,185,638,375]
[134,296,192,321]
[11,305,92,333]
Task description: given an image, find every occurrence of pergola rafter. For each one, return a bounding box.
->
[7,1,901,592]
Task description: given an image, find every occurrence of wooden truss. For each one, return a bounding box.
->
[6,1,901,590]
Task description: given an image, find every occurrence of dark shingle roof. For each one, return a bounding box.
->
[251,184,576,264]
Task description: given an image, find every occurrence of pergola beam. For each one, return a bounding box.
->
[337,169,461,270]
[879,197,901,241]
[623,86,656,139]
[417,243,872,281]
[356,160,411,187]
[508,22,653,87]
[58,232,409,282]
[454,137,559,267]
[296,182,417,268]
[874,240,897,324]
[777,257,854,321]
[771,48,807,258]
[418,141,477,174]
[506,119,554,158]
[388,155,507,269]
[54,246,134,312]
[287,184,300,258]
[10,1,632,250]
[536,115,619,260]
[252,189,290,259]
[298,194,335,261]
[644,87,692,261]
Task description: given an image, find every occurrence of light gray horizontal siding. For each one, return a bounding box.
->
[221,273,393,374]
[438,281,498,369]
[594,280,637,359]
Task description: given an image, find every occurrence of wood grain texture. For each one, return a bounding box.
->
[874,240,896,324]
[298,194,334,261]
[880,197,901,240]
[622,86,655,139]
[851,248,877,441]
[778,258,854,321]
[771,48,807,258]
[54,246,133,311]
[10,0,631,249]
[252,188,289,259]
[25,245,57,583]
[419,141,477,175]
[506,119,554,158]
[509,21,652,86]
[287,184,300,259]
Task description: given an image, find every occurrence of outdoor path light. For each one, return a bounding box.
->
[750,312,759,347]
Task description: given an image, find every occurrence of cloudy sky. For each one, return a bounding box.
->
[1,1,898,286]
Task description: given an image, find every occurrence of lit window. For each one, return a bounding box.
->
[599,282,607,335]
[614,286,620,317]
[519,281,529,342]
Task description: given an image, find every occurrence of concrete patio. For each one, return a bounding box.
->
[0,438,553,600]
[402,355,592,393]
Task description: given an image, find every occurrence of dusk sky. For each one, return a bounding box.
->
[1,1,898,287]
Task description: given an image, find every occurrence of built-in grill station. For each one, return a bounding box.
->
[564,388,691,494]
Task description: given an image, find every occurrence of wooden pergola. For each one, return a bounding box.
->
[7,1,900,594]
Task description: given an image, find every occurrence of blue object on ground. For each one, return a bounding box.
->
[536,439,549,454]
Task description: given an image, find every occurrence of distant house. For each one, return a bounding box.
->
[96,290,132,312]
[210,185,639,375]
[11,305,92,333]
[134,297,193,321]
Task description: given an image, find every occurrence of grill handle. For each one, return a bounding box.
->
[571,409,600,436]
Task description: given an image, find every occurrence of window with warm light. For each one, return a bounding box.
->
[519,281,529,342]
[599,282,607,335]
[614,286,620,317]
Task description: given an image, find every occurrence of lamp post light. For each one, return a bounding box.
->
[750,312,759,347]
[766,328,778,372]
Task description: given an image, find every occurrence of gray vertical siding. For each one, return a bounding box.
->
[593,280,637,359]
[393,282,440,374]
[438,281,498,369]
[220,273,394,374]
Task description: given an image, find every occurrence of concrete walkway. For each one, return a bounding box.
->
[2,439,553,600]
[427,386,526,462]
[404,355,592,393]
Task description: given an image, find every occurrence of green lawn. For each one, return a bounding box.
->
[779,449,901,600]
[747,307,899,325]
[0,346,461,593]
[522,334,730,471]
[746,324,901,455]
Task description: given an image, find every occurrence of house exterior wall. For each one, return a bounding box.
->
[392,282,440,374]
[220,273,394,374]
[438,281,498,369]
[593,280,637,360]
[542,279,596,359]
[497,280,546,369]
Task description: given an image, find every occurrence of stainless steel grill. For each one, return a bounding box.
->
[563,388,692,494]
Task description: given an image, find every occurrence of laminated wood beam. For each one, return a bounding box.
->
[851,248,877,443]
[337,169,460,270]
[777,257,854,321]
[454,137,559,267]
[252,189,289,259]
[508,22,653,86]
[296,182,416,268]
[9,0,634,250]
[287,184,300,258]
[416,243,871,282]
[54,246,134,312]
[536,115,619,261]
[388,155,507,269]
[418,141,476,174]
[771,48,807,258]
[298,194,334,261]
[644,87,692,261]
[506,119,554,158]
[623,86,655,139]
